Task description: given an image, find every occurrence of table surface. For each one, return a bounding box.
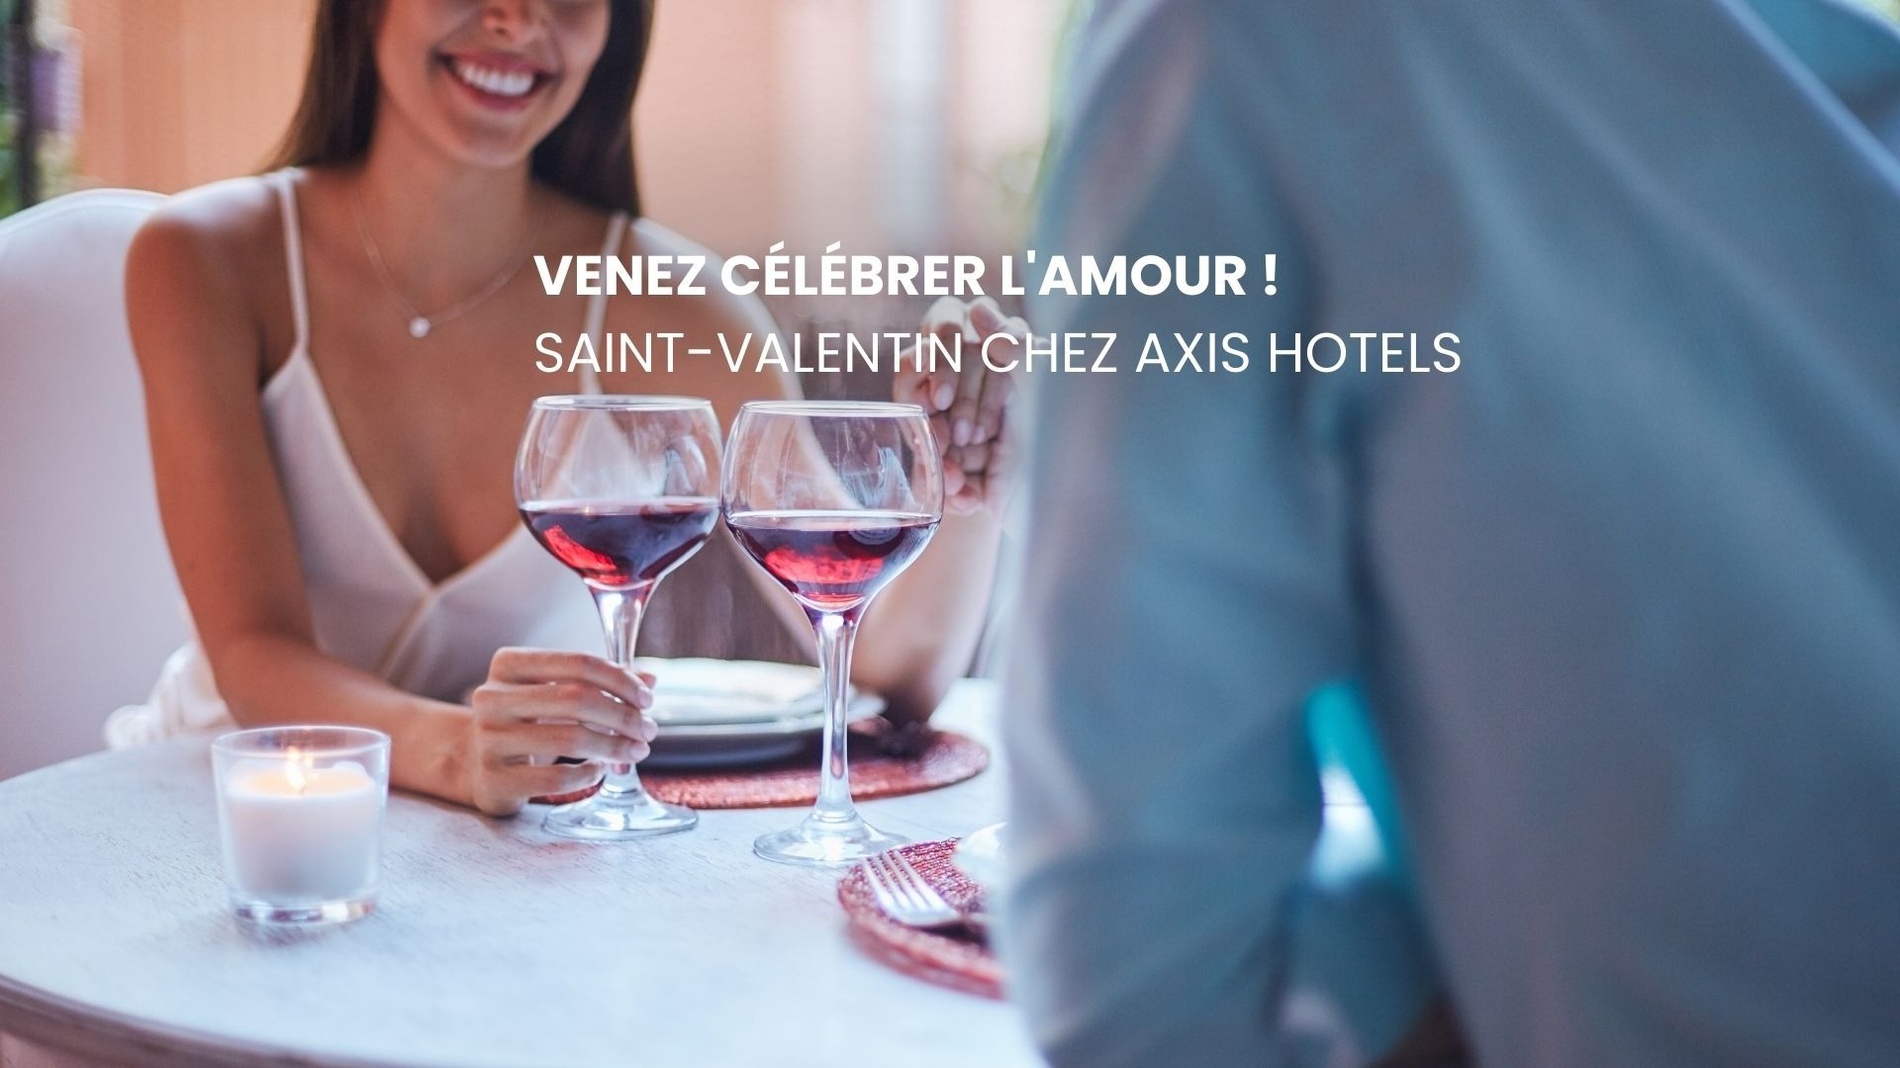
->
[0,680,1040,1068]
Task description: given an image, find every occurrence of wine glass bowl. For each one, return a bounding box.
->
[515,395,722,841]
[722,401,944,865]
[725,512,938,614]
[519,498,720,588]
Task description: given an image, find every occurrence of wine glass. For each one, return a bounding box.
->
[515,395,721,840]
[722,400,944,865]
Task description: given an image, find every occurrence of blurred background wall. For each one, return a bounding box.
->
[23,0,1063,256]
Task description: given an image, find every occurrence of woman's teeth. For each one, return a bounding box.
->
[450,59,537,98]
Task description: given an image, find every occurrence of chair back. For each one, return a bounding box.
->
[0,190,183,779]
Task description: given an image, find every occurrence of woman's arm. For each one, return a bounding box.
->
[127,193,469,800]
[864,297,1024,725]
[126,188,650,815]
[853,507,1003,724]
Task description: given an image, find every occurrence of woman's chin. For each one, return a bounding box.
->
[441,134,544,172]
[408,110,554,172]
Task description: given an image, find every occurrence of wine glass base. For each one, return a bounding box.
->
[753,811,909,867]
[542,788,697,841]
[231,894,375,927]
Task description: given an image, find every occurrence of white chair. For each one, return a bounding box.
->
[0,189,183,780]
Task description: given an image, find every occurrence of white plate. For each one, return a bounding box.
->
[951,822,1009,892]
[632,658,885,768]
[633,658,826,725]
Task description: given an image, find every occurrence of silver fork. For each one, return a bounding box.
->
[863,850,966,930]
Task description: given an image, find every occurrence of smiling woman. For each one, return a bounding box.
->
[110,0,1016,821]
[276,0,643,212]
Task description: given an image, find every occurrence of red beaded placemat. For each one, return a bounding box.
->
[837,838,1003,999]
[642,729,989,810]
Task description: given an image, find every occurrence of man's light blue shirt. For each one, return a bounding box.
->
[1002,0,1900,1065]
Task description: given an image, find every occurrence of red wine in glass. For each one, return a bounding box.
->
[520,497,718,588]
[726,510,938,612]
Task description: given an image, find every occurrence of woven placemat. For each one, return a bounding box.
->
[837,838,1002,999]
[642,729,989,810]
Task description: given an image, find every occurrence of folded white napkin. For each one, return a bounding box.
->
[103,643,235,749]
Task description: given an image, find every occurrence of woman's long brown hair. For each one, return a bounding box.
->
[269,0,654,215]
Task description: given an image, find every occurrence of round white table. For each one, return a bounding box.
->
[0,680,1039,1068]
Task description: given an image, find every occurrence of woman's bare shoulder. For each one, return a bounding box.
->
[625,216,714,259]
[126,175,291,377]
[131,174,286,272]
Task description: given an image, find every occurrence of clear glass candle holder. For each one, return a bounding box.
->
[212,726,390,926]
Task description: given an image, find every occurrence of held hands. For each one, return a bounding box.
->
[894,296,1027,515]
[467,648,659,817]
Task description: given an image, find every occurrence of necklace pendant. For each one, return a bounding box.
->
[408,316,431,339]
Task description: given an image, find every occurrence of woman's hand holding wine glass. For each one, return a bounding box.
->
[464,649,660,817]
[513,396,723,840]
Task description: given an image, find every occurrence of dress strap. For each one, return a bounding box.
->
[272,169,312,355]
[579,211,630,395]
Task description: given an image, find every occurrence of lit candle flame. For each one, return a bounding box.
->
[285,746,309,795]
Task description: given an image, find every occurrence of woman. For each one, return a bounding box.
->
[116,0,1020,816]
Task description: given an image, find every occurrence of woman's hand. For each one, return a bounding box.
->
[895,296,1027,515]
[466,648,659,817]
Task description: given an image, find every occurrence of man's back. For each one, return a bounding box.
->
[1004,1,1900,1065]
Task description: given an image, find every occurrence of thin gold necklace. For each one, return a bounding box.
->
[350,189,546,340]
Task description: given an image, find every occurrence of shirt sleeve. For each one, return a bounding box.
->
[1736,0,1900,148]
[998,1,1376,1064]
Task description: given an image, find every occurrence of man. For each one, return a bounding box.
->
[1001,0,1900,1064]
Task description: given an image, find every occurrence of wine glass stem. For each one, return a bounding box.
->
[591,584,653,797]
[810,608,861,823]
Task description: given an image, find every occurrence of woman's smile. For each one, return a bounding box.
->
[439,50,555,113]
[363,0,611,165]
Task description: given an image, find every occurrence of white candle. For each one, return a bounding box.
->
[219,751,382,903]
